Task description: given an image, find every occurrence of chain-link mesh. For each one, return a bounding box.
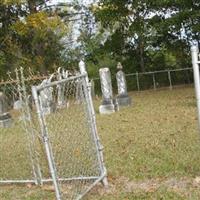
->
[0,67,106,199]
[153,71,170,88]
[0,68,54,188]
[125,74,138,91]
[0,79,34,182]
[0,69,45,183]
[32,74,105,199]
[93,68,193,94]
[170,69,193,86]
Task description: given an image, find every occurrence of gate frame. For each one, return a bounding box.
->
[191,45,200,132]
[31,61,108,200]
[0,62,108,200]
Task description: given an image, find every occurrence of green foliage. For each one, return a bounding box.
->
[0,0,68,78]
[0,0,24,5]
[80,0,200,76]
[0,0,200,79]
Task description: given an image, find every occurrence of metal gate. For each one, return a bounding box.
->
[0,62,107,200]
[31,61,108,199]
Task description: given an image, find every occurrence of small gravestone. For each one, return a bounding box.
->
[13,100,22,110]
[14,95,33,111]
[57,68,68,108]
[0,92,12,128]
[99,68,115,114]
[116,62,131,106]
[13,95,33,110]
[39,75,55,115]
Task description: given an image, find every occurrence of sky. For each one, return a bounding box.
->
[46,0,96,49]
[47,0,94,6]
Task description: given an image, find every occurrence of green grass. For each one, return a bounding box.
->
[96,87,200,180]
[2,86,200,199]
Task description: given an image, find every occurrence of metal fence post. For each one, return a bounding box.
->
[168,70,172,90]
[191,45,200,131]
[15,68,42,185]
[79,61,108,187]
[136,72,140,91]
[32,86,62,200]
[152,73,156,90]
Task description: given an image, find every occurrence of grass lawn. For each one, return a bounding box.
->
[1,86,200,199]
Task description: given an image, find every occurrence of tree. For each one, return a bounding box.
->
[0,0,68,78]
[92,0,161,72]
[89,0,200,73]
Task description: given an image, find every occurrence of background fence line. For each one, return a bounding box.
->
[0,67,194,99]
[91,67,194,95]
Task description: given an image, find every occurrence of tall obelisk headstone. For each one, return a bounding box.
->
[0,92,12,128]
[116,62,131,106]
[99,68,115,114]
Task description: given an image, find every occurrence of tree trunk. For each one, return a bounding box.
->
[28,0,37,13]
[139,39,145,72]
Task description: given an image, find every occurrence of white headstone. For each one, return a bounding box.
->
[13,100,22,110]
[116,70,128,96]
[99,68,115,114]
[99,68,113,102]
[116,63,131,106]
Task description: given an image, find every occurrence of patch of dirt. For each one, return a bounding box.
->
[89,176,200,196]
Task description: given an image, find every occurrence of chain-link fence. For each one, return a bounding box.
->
[92,68,193,95]
[0,69,46,184]
[0,65,107,200]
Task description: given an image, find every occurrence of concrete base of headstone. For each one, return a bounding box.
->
[116,95,131,107]
[0,113,12,128]
[99,104,115,114]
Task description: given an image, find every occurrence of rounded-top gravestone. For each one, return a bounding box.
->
[0,92,12,128]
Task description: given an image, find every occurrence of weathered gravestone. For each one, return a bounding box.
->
[116,62,131,106]
[13,100,22,110]
[99,68,115,114]
[39,74,55,115]
[0,92,12,128]
[14,95,33,111]
[57,67,69,108]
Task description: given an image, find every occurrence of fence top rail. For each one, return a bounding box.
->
[90,67,193,80]
[34,74,86,91]
[125,67,192,76]
[0,75,48,86]
[0,67,193,86]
